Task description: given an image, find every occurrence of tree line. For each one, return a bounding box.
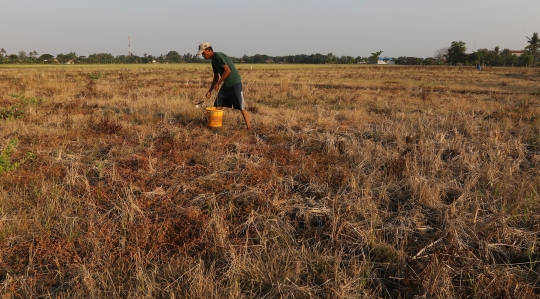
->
[0,50,377,65]
[1,32,538,66]
[440,32,539,67]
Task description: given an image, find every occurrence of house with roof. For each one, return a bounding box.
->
[377,56,395,65]
[509,50,525,57]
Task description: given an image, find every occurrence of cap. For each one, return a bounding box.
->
[196,42,211,56]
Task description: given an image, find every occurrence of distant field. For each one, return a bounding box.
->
[0,63,339,70]
[0,65,539,298]
[0,63,214,70]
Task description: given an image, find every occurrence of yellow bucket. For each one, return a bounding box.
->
[206,107,223,128]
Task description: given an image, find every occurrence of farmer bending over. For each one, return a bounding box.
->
[197,42,251,129]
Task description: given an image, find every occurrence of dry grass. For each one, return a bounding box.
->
[0,65,539,298]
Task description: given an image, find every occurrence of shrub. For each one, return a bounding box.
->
[0,93,43,120]
[0,139,36,174]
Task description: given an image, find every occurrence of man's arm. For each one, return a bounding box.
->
[206,71,220,98]
[213,64,231,91]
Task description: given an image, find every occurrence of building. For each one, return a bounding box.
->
[377,57,395,65]
[509,50,525,57]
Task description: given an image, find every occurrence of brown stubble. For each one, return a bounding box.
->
[0,65,539,298]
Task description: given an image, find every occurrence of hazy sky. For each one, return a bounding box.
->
[2,0,539,58]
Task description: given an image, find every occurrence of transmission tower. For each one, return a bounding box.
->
[128,36,132,56]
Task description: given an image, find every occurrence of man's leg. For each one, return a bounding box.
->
[241,110,251,129]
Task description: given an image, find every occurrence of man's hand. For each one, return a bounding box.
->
[207,71,220,98]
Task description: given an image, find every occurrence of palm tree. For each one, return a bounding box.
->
[30,50,38,57]
[525,32,539,66]
[369,50,383,63]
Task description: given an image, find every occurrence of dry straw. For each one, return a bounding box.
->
[0,65,539,298]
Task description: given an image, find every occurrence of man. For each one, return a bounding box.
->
[197,42,251,129]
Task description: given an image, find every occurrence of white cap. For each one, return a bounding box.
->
[196,42,211,56]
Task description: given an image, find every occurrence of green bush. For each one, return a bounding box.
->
[0,93,43,120]
[88,72,104,80]
[0,139,36,174]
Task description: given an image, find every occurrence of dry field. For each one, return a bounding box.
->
[0,64,539,298]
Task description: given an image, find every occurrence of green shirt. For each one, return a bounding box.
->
[211,52,241,89]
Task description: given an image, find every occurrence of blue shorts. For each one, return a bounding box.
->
[214,82,245,110]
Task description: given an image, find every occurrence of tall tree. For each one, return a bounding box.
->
[520,53,534,67]
[369,50,383,62]
[447,41,468,65]
[18,51,27,62]
[8,54,18,63]
[0,48,5,64]
[525,32,539,66]
[165,51,181,63]
[500,48,518,66]
[56,53,77,63]
[434,47,449,63]
[39,54,55,63]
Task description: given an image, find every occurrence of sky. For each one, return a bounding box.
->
[1,0,539,59]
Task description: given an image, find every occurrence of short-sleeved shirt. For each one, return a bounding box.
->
[211,52,241,90]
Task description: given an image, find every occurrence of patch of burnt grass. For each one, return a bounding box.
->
[325,166,350,192]
[83,78,115,99]
[382,156,407,179]
[384,183,414,213]
[368,105,394,116]
[247,105,259,114]
[2,236,82,294]
[150,208,208,255]
[442,188,462,204]
[87,116,123,134]
[441,148,460,162]
[153,129,177,152]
